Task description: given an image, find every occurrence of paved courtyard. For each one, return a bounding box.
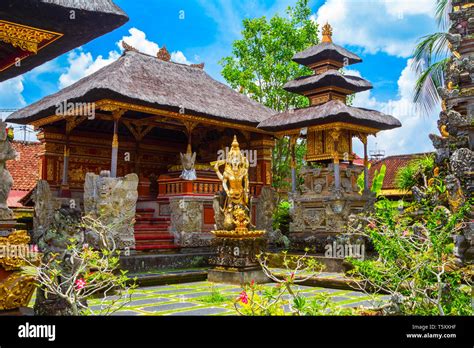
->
[84,281,388,316]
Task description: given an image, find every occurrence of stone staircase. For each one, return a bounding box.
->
[134,208,179,251]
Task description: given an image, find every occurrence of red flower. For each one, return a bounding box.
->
[75,278,86,290]
[250,280,255,287]
[239,291,249,304]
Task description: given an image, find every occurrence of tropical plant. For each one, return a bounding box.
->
[394,155,435,191]
[272,200,292,234]
[412,0,452,114]
[220,0,318,190]
[22,215,137,316]
[347,198,472,315]
[357,164,387,196]
[234,251,354,316]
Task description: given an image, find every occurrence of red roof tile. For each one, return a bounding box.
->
[7,141,42,192]
[368,153,432,190]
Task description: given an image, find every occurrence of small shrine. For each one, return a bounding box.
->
[258,24,402,251]
[208,136,268,285]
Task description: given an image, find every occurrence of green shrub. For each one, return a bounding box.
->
[272,200,291,234]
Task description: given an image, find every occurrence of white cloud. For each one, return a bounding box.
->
[0,76,26,112]
[314,0,436,58]
[59,49,120,88]
[116,28,160,56]
[59,28,192,88]
[351,59,438,156]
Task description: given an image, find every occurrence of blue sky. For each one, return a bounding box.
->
[0,0,441,156]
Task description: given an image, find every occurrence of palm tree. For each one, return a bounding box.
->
[412,0,452,114]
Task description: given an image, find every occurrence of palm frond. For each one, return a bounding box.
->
[412,32,450,74]
[435,0,451,30]
[413,58,449,115]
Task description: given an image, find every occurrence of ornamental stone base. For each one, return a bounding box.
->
[289,165,375,253]
[208,237,269,285]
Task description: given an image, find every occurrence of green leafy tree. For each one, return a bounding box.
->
[220,0,318,190]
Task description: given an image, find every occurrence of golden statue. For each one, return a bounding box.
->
[211,136,264,238]
[213,135,250,208]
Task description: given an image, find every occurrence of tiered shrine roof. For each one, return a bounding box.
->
[258,99,401,132]
[257,23,401,134]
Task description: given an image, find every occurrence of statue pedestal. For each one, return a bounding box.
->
[208,237,269,285]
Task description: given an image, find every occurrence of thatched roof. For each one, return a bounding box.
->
[0,0,128,82]
[257,100,402,132]
[293,42,362,67]
[7,50,275,125]
[284,70,372,94]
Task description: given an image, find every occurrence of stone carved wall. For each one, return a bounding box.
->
[429,0,474,265]
[83,171,138,250]
[255,186,278,232]
[169,197,210,248]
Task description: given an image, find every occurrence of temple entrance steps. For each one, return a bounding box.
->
[134,208,179,251]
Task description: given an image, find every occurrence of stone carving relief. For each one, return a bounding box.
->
[255,186,278,232]
[83,171,138,250]
[169,198,203,246]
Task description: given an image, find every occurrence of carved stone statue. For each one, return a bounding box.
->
[0,120,16,220]
[83,171,138,249]
[179,144,197,181]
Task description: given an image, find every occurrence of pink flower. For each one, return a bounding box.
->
[402,230,409,237]
[75,278,86,290]
[30,244,39,253]
[82,243,89,250]
[368,221,376,229]
[239,291,249,304]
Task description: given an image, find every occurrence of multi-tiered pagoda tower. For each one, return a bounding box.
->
[259,24,402,251]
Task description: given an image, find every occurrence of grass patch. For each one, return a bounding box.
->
[196,287,232,305]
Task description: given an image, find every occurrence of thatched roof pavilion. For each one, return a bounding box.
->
[0,0,128,82]
[7,49,274,126]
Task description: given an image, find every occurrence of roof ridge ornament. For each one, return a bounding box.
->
[191,62,205,69]
[122,40,138,52]
[322,22,333,43]
[157,46,171,62]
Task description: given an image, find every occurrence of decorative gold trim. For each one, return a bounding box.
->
[33,99,273,135]
[380,189,411,196]
[0,20,63,72]
[94,99,272,134]
[0,273,36,310]
[275,122,377,137]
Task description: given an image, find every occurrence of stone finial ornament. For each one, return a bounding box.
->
[179,144,197,181]
[191,63,205,69]
[121,40,138,52]
[157,45,171,62]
